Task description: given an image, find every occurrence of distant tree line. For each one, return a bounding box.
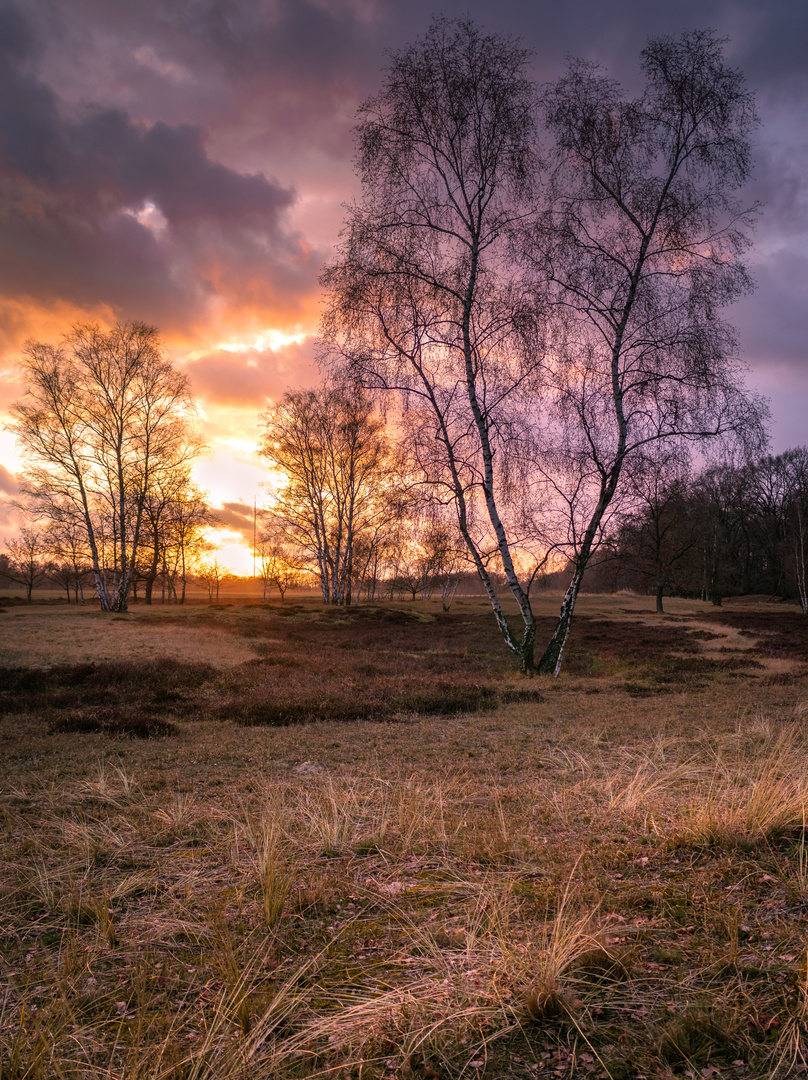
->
[584,447,808,612]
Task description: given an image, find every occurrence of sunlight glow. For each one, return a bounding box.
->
[218,329,308,353]
[205,530,254,575]
[220,438,261,456]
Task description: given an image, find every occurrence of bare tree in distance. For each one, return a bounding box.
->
[9,322,204,612]
[4,527,50,602]
[423,517,468,611]
[44,519,91,603]
[255,537,275,602]
[255,537,306,601]
[139,460,209,605]
[168,485,216,604]
[196,556,231,603]
[526,30,767,672]
[385,512,467,607]
[321,17,547,669]
[258,385,405,606]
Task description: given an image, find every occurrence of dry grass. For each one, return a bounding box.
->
[1,594,808,1078]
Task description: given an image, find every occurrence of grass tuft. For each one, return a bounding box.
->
[657,1006,740,1067]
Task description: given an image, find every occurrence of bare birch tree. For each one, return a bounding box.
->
[528,30,766,672]
[258,385,402,606]
[321,17,546,669]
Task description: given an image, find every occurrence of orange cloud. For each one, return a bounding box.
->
[185,339,319,407]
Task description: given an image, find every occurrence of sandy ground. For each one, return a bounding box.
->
[0,607,260,668]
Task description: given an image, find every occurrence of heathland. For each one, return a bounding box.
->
[2,593,808,1079]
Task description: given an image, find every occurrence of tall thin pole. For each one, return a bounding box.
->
[253,498,256,581]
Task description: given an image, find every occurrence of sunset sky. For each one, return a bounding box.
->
[1,0,806,572]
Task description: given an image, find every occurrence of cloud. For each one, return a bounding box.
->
[0,459,22,542]
[746,139,808,250]
[216,501,254,528]
[0,463,17,496]
[0,495,22,534]
[186,339,319,406]
[735,252,808,369]
[209,500,257,545]
[0,2,319,337]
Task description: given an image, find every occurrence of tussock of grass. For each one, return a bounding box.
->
[657,1006,741,1066]
[676,730,808,850]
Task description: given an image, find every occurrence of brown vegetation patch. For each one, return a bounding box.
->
[48,707,178,739]
[179,603,520,724]
[0,658,217,719]
[562,619,756,688]
[229,682,499,726]
[569,618,715,661]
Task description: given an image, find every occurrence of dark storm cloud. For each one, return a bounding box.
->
[65,112,295,228]
[0,1,314,329]
[18,0,384,176]
[162,0,379,84]
[37,0,380,85]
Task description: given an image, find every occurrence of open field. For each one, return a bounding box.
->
[2,594,808,1079]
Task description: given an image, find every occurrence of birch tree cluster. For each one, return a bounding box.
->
[8,322,211,611]
[257,385,410,606]
[320,17,768,673]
